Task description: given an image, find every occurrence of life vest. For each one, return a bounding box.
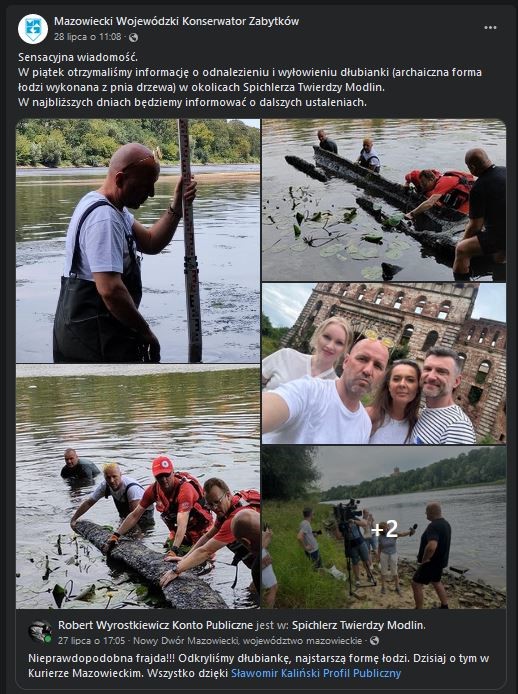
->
[154,472,212,533]
[438,171,475,211]
[104,479,155,523]
[217,489,261,524]
[358,148,380,173]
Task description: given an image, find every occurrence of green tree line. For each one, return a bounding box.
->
[262,446,320,500]
[16,119,260,167]
[261,312,290,357]
[322,446,506,501]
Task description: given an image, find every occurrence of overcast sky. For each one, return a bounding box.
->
[262,283,506,327]
[314,446,488,490]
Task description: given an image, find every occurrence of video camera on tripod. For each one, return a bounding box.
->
[333,499,362,533]
[332,499,376,593]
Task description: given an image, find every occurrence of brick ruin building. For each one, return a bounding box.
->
[281,282,506,442]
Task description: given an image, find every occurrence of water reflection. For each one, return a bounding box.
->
[16,169,260,363]
[16,367,260,609]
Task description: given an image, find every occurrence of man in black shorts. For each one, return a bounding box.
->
[412,502,451,609]
[453,148,506,280]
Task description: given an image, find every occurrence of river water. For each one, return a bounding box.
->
[323,483,505,589]
[262,119,506,281]
[16,166,260,363]
[16,366,260,609]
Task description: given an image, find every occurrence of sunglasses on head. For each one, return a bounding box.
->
[355,328,395,350]
[119,146,162,174]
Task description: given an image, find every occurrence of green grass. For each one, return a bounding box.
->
[264,500,355,609]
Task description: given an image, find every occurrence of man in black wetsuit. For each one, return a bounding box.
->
[412,502,451,609]
[453,148,506,280]
[317,129,338,154]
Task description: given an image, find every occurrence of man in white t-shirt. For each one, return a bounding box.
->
[412,347,476,444]
[70,462,154,529]
[53,143,197,363]
[262,339,389,444]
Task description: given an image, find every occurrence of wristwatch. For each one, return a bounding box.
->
[172,564,182,576]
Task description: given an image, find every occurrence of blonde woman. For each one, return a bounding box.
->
[262,316,352,391]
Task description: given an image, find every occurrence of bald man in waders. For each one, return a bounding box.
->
[53,143,197,363]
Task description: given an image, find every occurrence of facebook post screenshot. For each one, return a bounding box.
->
[4,1,516,693]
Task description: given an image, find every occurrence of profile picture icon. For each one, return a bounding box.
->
[28,621,52,644]
[18,14,48,44]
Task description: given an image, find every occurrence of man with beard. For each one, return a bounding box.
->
[412,347,475,444]
[159,478,260,590]
[262,338,389,444]
[104,456,212,555]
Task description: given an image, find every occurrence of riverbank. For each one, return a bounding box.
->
[263,500,506,610]
[345,558,506,610]
[16,169,259,186]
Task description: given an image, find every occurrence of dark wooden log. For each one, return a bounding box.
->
[75,520,227,609]
[285,155,329,182]
[356,196,464,256]
[313,146,466,231]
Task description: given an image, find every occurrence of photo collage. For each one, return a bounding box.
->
[16,117,506,613]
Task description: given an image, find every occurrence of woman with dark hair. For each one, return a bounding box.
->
[367,359,422,444]
[262,316,352,391]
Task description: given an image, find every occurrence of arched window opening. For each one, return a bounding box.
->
[356,285,367,302]
[437,301,451,320]
[414,296,427,315]
[400,324,414,346]
[476,360,491,385]
[422,330,439,351]
[393,293,404,309]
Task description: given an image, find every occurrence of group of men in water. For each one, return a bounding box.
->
[64,449,261,595]
[316,129,506,281]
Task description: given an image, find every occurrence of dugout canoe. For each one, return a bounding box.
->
[75,519,227,609]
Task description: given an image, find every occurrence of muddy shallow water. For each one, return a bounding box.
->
[16,366,260,609]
